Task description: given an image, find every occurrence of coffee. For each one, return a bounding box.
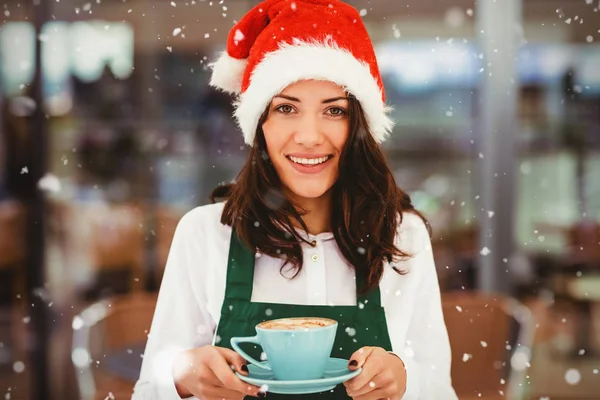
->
[258,317,336,330]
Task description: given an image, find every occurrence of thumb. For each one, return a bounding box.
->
[348,346,374,370]
[217,347,250,375]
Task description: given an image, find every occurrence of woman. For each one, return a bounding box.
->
[133,0,457,399]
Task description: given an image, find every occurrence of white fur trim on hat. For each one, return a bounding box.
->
[234,37,394,145]
[209,51,248,94]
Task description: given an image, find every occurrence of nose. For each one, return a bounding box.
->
[293,114,324,148]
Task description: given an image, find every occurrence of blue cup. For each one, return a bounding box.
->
[231,317,338,381]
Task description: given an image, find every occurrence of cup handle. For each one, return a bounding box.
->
[230,335,271,371]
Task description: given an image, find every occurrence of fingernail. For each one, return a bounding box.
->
[241,364,249,372]
[349,360,358,367]
[258,391,266,398]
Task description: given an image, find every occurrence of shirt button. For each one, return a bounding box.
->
[311,254,319,262]
[311,240,317,247]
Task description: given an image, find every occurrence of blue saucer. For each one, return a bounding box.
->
[235,357,361,394]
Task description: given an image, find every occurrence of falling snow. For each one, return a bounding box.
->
[234,29,245,42]
[480,247,491,256]
[37,173,61,193]
[462,353,472,362]
[564,368,581,385]
[72,316,84,330]
[12,362,25,373]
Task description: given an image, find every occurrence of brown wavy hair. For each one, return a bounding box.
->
[210,95,430,295]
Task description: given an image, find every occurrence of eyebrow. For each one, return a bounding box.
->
[273,95,349,104]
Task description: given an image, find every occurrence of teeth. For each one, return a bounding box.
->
[289,156,329,166]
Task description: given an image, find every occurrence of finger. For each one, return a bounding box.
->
[208,351,263,396]
[191,383,247,400]
[344,351,381,392]
[217,346,251,376]
[347,346,375,371]
[352,387,394,400]
[346,370,394,398]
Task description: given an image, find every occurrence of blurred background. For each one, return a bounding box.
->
[0,0,599,399]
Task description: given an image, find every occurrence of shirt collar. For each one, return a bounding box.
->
[294,227,335,242]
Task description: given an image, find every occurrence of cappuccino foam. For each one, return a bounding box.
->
[259,317,336,330]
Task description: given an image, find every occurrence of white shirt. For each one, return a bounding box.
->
[132,202,457,399]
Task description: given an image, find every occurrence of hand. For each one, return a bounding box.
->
[172,345,265,399]
[343,346,407,400]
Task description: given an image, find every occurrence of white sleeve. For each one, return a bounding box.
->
[132,211,216,400]
[391,220,458,400]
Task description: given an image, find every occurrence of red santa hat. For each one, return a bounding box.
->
[209,0,393,145]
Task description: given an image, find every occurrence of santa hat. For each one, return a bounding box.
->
[209,0,394,145]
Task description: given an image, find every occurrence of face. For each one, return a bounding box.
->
[262,80,350,202]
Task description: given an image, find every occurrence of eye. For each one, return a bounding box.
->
[275,104,295,114]
[326,107,347,116]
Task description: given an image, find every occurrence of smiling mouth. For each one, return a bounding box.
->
[286,155,333,166]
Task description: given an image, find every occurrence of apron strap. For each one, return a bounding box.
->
[356,270,382,307]
[224,229,256,301]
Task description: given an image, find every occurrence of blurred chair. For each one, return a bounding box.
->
[71,292,158,400]
[442,291,535,400]
[154,205,184,284]
[0,200,27,302]
[0,304,32,399]
[50,200,147,298]
[89,203,146,295]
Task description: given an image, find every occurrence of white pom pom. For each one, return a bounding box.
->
[209,51,248,94]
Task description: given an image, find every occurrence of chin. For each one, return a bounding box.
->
[286,183,332,200]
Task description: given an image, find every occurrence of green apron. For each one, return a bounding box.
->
[215,231,393,399]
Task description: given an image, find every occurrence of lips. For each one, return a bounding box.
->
[285,154,333,174]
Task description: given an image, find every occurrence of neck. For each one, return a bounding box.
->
[287,191,332,235]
